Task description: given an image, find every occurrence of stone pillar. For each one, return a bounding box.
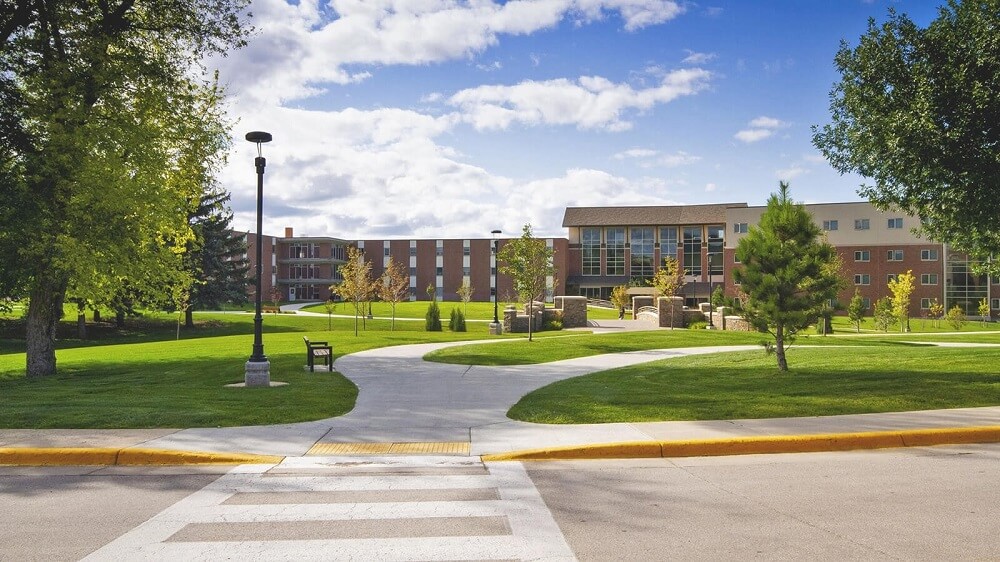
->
[657,296,685,328]
[244,360,271,387]
[554,296,588,328]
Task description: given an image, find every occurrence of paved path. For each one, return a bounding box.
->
[2,338,998,458]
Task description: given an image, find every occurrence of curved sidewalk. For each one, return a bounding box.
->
[2,340,999,465]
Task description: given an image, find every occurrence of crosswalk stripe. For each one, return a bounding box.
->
[82,458,577,561]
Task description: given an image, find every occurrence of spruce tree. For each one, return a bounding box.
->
[184,188,250,327]
[733,182,844,371]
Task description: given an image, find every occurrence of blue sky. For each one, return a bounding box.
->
[214,0,941,239]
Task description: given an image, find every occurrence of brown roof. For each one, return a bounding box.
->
[562,203,747,227]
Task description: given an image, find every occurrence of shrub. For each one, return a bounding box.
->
[688,320,708,330]
[946,305,966,330]
[449,307,467,332]
[425,300,442,331]
[542,319,562,331]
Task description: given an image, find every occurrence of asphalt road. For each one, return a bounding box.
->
[1,444,997,560]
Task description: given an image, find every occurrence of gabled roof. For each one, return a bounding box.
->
[562,203,748,227]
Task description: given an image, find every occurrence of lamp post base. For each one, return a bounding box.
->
[489,321,503,335]
[244,360,271,387]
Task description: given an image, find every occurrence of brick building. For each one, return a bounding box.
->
[245,201,997,317]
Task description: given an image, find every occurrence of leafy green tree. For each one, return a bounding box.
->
[0,0,249,377]
[651,257,684,328]
[978,297,990,325]
[183,188,250,327]
[333,246,373,336]
[497,224,556,342]
[733,182,844,371]
[847,289,866,333]
[376,257,409,331]
[456,280,474,316]
[449,307,467,332]
[929,298,945,328]
[813,1,1000,275]
[887,270,916,332]
[610,285,630,320]
[874,297,895,332]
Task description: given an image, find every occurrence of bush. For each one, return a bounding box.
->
[449,307,466,332]
[425,300,442,331]
[542,319,562,331]
[688,320,707,330]
[946,305,966,330]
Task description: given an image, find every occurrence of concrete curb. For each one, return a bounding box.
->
[480,426,1000,461]
[0,447,284,466]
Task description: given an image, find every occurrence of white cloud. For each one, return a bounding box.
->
[658,151,701,167]
[448,69,711,131]
[681,49,716,65]
[704,182,717,192]
[614,148,659,159]
[734,115,788,143]
[734,128,774,143]
[210,0,687,105]
[775,166,808,180]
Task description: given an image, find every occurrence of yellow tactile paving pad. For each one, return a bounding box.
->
[307,441,470,456]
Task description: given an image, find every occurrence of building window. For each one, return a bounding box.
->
[887,274,899,283]
[683,226,702,276]
[707,225,724,275]
[822,220,839,231]
[888,218,903,229]
[435,266,443,275]
[921,249,939,261]
[462,266,470,276]
[854,218,870,230]
[992,298,1000,310]
[409,246,417,257]
[409,267,416,275]
[435,247,443,257]
[463,246,470,256]
[862,297,871,309]
[383,247,390,256]
[854,274,870,285]
[733,254,741,264]
[854,250,870,262]
[659,226,678,259]
[920,298,932,309]
[887,250,903,261]
[921,273,938,285]
[582,227,601,276]
[630,227,655,283]
[733,222,748,234]
[606,227,625,276]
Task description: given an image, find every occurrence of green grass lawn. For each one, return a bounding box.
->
[300,300,625,321]
[508,346,1000,423]
[0,312,497,428]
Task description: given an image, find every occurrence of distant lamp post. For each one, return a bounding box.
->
[490,229,502,335]
[245,131,272,387]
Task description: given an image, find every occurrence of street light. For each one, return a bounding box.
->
[490,229,502,335]
[245,131,272,387]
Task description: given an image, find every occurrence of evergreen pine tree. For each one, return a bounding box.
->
[184,188,250,327]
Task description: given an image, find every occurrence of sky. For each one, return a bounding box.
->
[211,0,942,240]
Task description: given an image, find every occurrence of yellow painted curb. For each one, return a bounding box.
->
[0,447,284,466]
[481,426,1000,461]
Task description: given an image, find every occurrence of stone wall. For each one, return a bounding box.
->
[656,297,686,328]
[631,296,654,319]
[553,296,588,328]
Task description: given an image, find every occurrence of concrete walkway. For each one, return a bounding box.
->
[2,337,999,463]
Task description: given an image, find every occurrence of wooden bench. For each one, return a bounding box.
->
[303,336,333,372]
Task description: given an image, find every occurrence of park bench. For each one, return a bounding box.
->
[303,336,333,372]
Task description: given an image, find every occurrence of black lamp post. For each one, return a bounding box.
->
[245,131,272,386]
[490,229,502,334]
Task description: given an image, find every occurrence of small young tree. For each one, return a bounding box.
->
[978,297,990,326]
[847,289,866,333]
[323,299,337,331]
[610,285,630,320]
[651,257,685,328]
[873,297,894,332]
[497,224,556,342]
[449,307,467,332]
[733,182,843,371]
[929,299,945,329]
[332,246,373,336]
[376,257,409,331]
[947,304,966,331]
[455,280,474,316]
[425,288,442,332]
[887,270,916,332]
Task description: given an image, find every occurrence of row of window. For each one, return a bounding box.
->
[853,273,939,286]
[848,297,1000,310]
[734,217,905,233]
[853,248,939,262]
[581,226,723,279]
[288,243,348,261]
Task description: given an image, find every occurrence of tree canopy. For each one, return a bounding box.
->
[813,0,1000,273]
[497,224,556,342]
[0,0,250,376]
[733,182,844,371]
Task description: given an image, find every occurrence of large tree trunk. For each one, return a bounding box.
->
[115,309,126,328]
[775,324,788,371]
[76,300,87,340]
[184,308,194,328]
[25,277,68,378]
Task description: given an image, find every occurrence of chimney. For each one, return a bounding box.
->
[284,227,293,238]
